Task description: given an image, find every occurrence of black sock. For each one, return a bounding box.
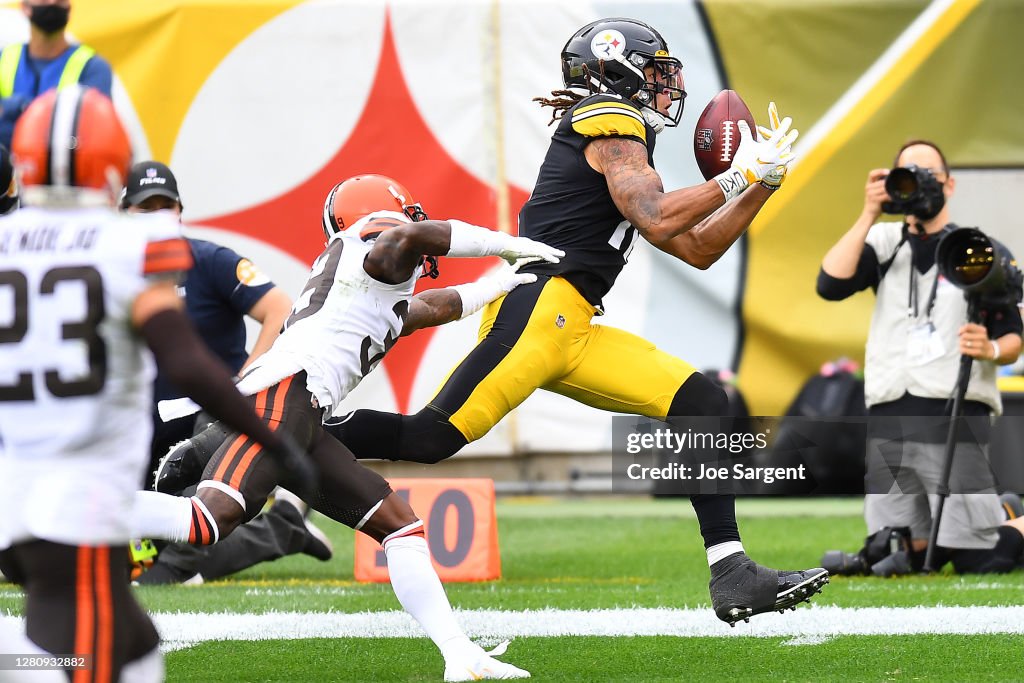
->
[667,374,741,548]
[691,494,741,548]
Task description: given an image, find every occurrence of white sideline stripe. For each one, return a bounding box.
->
[6,606,1024,653]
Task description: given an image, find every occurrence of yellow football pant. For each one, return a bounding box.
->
[427,275,697,442]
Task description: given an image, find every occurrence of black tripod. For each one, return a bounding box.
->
[922,300,982,573]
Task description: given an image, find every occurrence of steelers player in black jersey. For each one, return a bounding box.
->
[329,17,829,625]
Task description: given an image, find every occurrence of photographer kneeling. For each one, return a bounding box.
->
[817,140,1024,575]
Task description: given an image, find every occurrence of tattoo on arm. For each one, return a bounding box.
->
[401,288,463,336]
[591,137,665,231]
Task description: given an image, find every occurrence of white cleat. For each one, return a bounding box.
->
[443,641,530,681]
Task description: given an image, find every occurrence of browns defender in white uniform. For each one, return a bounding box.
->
[136,174,562,681]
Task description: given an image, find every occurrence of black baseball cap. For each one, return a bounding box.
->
[120,161,182,209]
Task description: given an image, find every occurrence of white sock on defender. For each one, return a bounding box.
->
[707,541,745,566]
[131,491,193,543]
[383,532,475,659]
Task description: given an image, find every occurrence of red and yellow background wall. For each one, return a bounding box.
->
[3,0,1020,452]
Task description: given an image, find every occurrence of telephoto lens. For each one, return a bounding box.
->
[821,550,868,576]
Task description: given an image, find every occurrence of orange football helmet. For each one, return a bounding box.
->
[12,85,132,190]
[321,174,428,241]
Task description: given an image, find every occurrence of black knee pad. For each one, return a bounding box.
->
[667,373,729,417]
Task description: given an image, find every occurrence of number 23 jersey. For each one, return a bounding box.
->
[235,211,418,417]
[0,206,186,461]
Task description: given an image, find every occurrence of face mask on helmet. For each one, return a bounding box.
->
[561,18,686,131]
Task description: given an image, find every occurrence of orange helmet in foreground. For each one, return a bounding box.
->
[12,85,131,190]
[321,174,428,241]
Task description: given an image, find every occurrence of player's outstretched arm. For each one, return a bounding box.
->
[401,270,537,336]
[589,101,798,250]
[587,136,725,244]
[645,184,774,269]
[364,220,563,284]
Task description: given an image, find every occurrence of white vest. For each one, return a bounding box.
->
[863,221,1001,414]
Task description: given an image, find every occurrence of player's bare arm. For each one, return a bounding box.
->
[401,289,463,336]
[585,136,725,243]
[363,220,453,284]
[241,286,292,372]
[646,183,773,269]
[364,218,562,285]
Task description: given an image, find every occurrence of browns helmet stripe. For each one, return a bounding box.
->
[48,86,85,187]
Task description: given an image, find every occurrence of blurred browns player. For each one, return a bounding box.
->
[327,18,828,625]
[132,173,561,680]
[0,86,311,683]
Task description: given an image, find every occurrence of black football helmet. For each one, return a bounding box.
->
[561,18,686,129]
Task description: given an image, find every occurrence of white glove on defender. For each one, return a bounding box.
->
[714,101,798,200]
[452,268,538,319]
[446,219,564,265]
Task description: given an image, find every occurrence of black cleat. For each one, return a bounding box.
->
[153,421,229,494]
[273,498,334,562]
[709,552,829,626]
[153,439,204,495]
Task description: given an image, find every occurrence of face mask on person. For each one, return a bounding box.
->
[29,4,70,34]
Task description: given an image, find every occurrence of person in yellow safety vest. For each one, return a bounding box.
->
[0,0,112,148]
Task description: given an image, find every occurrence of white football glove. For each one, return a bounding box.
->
[452,268,538,319]
[446,219,564,265]
[713,101,798,200]
[496,235,564,266]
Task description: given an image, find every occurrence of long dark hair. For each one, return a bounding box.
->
[533,63,602,126]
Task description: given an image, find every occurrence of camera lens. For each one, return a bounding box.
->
[885,167,919,200]
[938,230,994,287]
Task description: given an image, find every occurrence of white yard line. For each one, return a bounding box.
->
[5,605,1024,652]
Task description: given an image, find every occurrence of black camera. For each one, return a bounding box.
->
[881,165,945,219]
[937,227,1024,321]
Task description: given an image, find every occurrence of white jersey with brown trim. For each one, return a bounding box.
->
[0,206,187,545]
[233,211,419,416]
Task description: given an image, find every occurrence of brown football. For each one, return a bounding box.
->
[693,90,755,180]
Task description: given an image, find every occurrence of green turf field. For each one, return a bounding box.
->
[2,497,1022,681]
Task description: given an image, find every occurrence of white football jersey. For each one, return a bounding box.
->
[0,205,187,546]
[233,211,420,416]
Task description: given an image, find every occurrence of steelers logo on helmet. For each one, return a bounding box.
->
[590,29,627,60]
[562,18,687,131]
